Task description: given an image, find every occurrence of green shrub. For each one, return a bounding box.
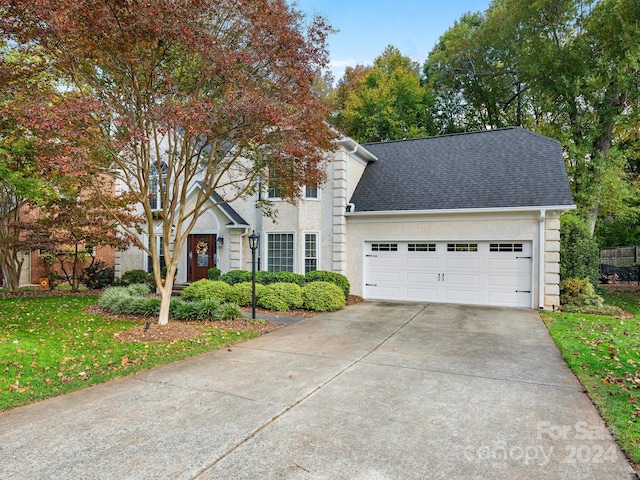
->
[304,271,350,298]
[271,271,306,286]
[220,270,252,285]
[255,271,276,285]
[82,261,115,289]
[181,279,230,302]
[98,287,131,312]
[220,303,243,320]
[302,281,346,311]
[226,282,266,306]
[560,213,599,284]
[170,299,200,320]
[560,277,604,308]
[120,269,154,288]
[192,299,221,320]
[258,283,304,311]
[126,283,151,296]
[208,268,221,280]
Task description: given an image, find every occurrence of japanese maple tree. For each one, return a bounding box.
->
[1,0,336,323]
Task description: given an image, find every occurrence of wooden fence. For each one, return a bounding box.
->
[599,246,640,267]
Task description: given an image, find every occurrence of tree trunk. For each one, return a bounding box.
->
[0,252,23,292]
[157,263,177,325]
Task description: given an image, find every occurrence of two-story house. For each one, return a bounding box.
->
[113,127,574,310]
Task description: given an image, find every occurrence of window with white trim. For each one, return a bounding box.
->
[147,236,165,273]
[267,233,294,273]
[304,233,319,273]
[304,183,319,199]
[149,162,167,210]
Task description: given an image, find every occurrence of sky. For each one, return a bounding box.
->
[295,0,492,81]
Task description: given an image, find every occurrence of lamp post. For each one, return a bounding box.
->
[248,230,260,320]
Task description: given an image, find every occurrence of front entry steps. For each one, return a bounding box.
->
[171,283,189,297]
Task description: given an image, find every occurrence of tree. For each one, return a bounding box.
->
[424,0,640,234]
[330,46,434,143]
[0,42,56,292]
[1,0,336,324]
[20,176,139,290]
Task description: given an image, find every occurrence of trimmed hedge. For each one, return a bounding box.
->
[303,281,346,311]
[220,270,252,285]
[305,271,350,298]
[258,283,304,311]
[208,268,221,280]
[271,271,306,286]
[181,279,230,303]
[226,281,266,306]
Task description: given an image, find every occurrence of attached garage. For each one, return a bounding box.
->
[364,241,532,308]
[344,128,576,310]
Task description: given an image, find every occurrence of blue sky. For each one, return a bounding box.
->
[295,0,492,80]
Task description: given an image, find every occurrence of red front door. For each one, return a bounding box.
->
[187,234,216,282]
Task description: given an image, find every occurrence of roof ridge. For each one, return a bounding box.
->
[362,127,529,147]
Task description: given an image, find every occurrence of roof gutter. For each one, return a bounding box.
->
[345,205,576,217]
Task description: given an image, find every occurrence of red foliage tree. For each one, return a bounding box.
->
[1,0,336,323]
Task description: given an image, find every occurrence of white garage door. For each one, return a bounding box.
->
[364,241,532,308]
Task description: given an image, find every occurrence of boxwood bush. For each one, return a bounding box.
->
[82,260,115,289]
[255,271,276,285]
[181,279,230,303]
[220,269,252,285]
[226,281,266,306]
[258,283,304,311]
[271,271,306,286]
[303,281,346,311]
[304,271,350,298]
[207,268,221,280]
[120,269,154,288]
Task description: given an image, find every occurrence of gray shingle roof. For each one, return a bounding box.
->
[349,127,574,212]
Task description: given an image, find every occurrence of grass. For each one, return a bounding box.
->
[541,288,640,466]
[0,295,259,411]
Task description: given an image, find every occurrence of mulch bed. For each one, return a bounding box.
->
[61,293,364,344]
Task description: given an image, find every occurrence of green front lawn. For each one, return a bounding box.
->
[541,289,640,466]
[0,295,259,411]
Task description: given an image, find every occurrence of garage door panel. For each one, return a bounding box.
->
[364,241,532,308]
[369,257,400,268]
[488,274,528,287]
[446,274,479,286]
[446,258,479,269]
[407,272,438,284]
[408,257,438,269]
[368,271,400,283]
[406,288,438,301]
[445,289,480,302]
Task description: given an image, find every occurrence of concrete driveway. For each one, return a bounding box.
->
[0,302,635,479]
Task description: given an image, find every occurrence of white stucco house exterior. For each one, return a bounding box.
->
[116,127,575,310]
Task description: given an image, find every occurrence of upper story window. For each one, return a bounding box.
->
[304,183,319,199]
[149,162,168,210]
[267,168,285,199]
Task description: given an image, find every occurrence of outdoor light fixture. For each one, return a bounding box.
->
[216,236,224,248]
[248,230,260,320]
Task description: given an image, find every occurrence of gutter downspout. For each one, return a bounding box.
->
[539,209,547,309]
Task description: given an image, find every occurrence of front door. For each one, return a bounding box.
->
[187,234,216,282]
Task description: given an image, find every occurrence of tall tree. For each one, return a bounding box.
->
[0,42,55,291]
[330,46,434,143]
[1,0,336,324]
[425,0,640,233]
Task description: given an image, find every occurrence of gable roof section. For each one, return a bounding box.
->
[193,181,249,226]
[349,127,574,213]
